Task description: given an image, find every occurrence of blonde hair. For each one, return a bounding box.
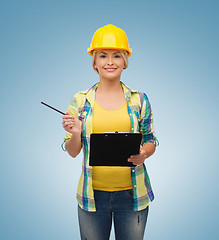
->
[92,49,129,73]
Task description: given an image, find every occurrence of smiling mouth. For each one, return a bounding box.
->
[104,68,117,72]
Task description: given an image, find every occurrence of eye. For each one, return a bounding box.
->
[114,55,121,58]
[99,55,107,58]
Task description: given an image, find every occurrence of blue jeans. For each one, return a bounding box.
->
[78,189,149,240]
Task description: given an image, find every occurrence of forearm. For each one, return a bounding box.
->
[140,142,156,159]
[65,132,81,158]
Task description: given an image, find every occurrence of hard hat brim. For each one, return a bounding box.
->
[87,47,132,57]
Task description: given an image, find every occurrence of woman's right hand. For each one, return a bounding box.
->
[62,112,81,135]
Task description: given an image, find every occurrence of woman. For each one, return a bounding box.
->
[62,24,158,240]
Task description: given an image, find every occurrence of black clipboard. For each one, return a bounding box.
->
[89,132,142,167]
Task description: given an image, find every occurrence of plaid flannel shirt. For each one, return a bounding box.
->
[63,82,158,212]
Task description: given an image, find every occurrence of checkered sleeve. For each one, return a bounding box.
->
[139,93,159,146]
[61,93,82,151]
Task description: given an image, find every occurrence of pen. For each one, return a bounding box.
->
[41,102,65,115]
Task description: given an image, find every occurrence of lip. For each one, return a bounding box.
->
[104,68,117,72]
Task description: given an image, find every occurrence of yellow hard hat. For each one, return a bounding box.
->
[87,24,132,57]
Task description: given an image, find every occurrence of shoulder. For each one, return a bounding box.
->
[70,83,96,107]
[128,87,150,105]
[70,90,86,107]
[73,89,88,98]
[137,91,150,103]
[74,82,98,98]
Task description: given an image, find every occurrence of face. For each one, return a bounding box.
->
[94,49,125,81]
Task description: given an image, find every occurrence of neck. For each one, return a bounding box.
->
[97,79,123,93]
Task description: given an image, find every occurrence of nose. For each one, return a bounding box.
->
[107,56,113,65]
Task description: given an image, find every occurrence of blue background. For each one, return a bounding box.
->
[1,0,218,239]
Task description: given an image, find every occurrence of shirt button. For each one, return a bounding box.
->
[134,185,136,188]
[132,170,135,172]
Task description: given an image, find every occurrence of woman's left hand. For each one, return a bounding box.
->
[128,149,147,166]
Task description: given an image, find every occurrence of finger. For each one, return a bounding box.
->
[128,158,137,163]
[62,123,68,128]
[63,116,75,122]
[129,155,141,161]
[63,122,73,127]
[128,156,145,163]
[132,159,143,165]
[63,115,74,120]
[130,153,142,158]
[64,119,74,124]
[63,122,74,127]
[65,113,76,118]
